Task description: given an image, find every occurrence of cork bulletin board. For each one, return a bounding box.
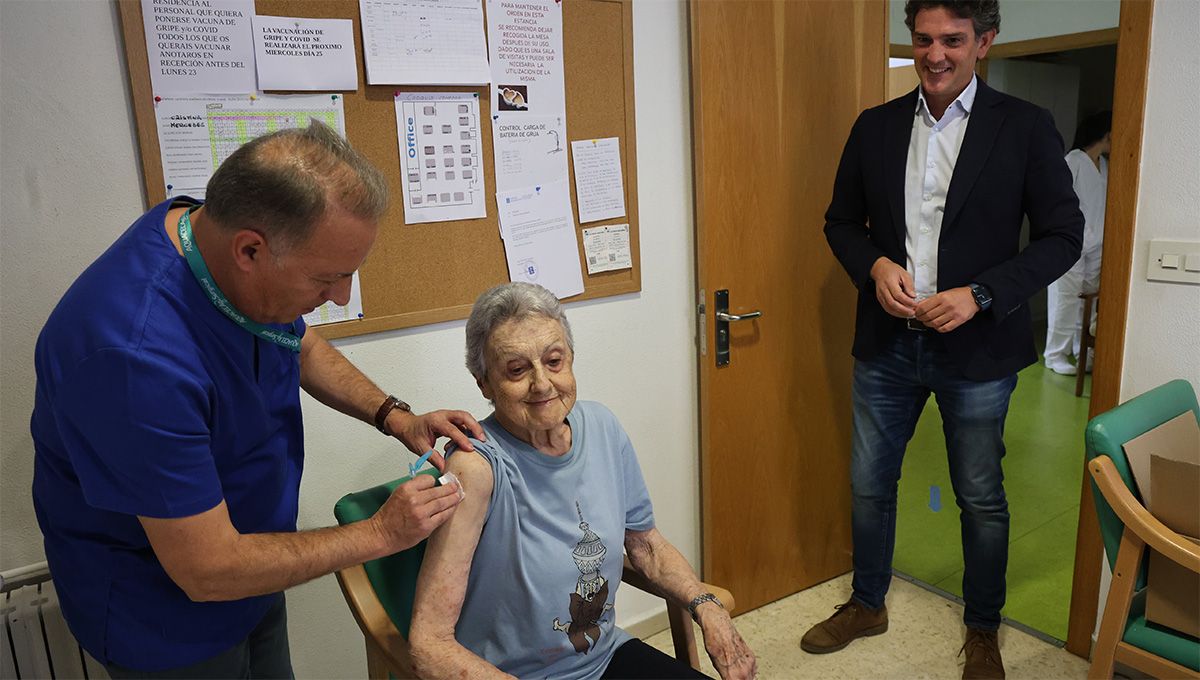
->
[117,0,640,340]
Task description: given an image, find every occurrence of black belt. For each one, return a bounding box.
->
[906,318,929,332]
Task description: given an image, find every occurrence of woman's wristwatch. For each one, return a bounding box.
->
[374,394,412,434]
[687,592,724,622]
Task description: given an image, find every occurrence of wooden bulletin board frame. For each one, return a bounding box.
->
[116,0,640,340]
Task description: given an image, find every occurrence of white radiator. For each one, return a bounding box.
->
[1,562,106,680]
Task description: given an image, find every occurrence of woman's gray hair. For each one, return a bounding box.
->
[465,282,574,380]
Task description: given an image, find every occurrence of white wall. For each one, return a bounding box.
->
[1,0,147,571]
[1119,0,1200,400]
[0,0,698,677]
[890,0,1120,45]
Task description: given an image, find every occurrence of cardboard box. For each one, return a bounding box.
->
[1145,455,1200,638]
[1123,413,1200,638]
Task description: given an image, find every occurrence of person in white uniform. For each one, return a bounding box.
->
[1045,111,1111,375]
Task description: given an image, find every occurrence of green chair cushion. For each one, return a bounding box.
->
[1124,591,1200,671]
[1086,379,1200,671]
[1086,379,1199,586]
[334,470,439,639]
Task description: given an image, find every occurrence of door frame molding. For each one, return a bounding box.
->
[1066,0,1154,659]
[888,26,1120,60]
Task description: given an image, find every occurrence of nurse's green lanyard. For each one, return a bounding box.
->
[178,207,302,352]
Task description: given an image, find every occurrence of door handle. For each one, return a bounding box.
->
[714,289,762,366]
[716,310,763,322]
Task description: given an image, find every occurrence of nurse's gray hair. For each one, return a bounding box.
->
[465,282,574,380]
[204,120,388,254]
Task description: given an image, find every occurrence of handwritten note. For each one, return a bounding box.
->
[570,138,626,223]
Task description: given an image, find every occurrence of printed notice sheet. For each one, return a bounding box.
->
[359,0,490,85]
[155,93,346,198]
[252,16,358,91]
[141,0,257,95]
[485,0,565,114]
[570,137,626,223]
[491,114,568,192]
[394,92,486,224]
[582,224,632,274]
[302,273,364,326]
[496,181,584,299]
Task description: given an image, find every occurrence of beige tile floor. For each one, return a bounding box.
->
[645,574,1088,679]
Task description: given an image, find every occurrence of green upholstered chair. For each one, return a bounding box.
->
[1085,379,1200,679]
[333,471,733,679]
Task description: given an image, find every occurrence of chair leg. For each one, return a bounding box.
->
[667,602,701,670]
[1088,530,1144,679]
[1076,296,1095,397]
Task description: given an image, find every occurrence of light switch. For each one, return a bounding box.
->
[1148,240,1200,284]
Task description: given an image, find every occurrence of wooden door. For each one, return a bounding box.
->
[691,0,887,612]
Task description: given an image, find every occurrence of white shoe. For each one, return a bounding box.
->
[1046,360,1077,376]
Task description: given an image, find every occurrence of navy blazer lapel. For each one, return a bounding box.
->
[942,80,1005,233]
[886,89,917,245]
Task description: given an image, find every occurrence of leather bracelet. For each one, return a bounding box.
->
[373,395,412,434]
[687,592,724,622]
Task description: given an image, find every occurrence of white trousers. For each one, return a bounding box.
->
[1045,246,1102,367]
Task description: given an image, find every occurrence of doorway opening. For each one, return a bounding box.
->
[886,26,1119,643]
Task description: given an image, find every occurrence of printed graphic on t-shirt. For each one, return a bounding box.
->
[552,501,613,654]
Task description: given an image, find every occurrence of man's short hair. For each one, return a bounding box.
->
[203,121,389,253]
[904,1,1001,39]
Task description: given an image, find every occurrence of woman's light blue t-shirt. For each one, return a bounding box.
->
[449,400,655,680]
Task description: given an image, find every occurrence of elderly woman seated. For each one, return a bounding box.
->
[408,282,756,680]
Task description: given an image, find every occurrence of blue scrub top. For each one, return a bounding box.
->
[31,198,307,671]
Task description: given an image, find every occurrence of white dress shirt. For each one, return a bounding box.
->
[904,75,978,297]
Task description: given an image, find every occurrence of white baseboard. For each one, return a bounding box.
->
[625,606,672,640]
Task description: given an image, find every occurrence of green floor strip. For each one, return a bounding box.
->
[892,361,1091,641]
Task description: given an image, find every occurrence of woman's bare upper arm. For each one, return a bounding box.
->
[410,449,494,642]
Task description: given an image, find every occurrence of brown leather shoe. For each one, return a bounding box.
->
[960,627,1005,679]
[800,599,888,654]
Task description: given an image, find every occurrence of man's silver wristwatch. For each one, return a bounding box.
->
[687,592,724,622]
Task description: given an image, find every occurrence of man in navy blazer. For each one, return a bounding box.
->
[804,2,1083,678]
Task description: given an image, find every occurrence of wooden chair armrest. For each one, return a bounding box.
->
[1079,290,1099,301]
[1089,456,1200,573]
[621,555,736,611]
[335,564,416,678]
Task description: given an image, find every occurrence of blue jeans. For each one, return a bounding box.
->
[849,331,1017,631]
